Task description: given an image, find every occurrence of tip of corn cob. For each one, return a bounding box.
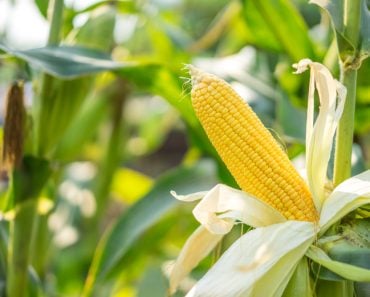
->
[186,64,202,75]
[186,64,207,85]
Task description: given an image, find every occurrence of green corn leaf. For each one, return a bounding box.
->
[35,0,49,18]
[35,76,95,156]
[28,267,44,297]
[354,282,370,297]
[0,42,229,176]
[74,0,137,15]
[54,92,110,160]
[277,93,306,143]
[0,6,127,80]
[0,44,128,78]
[311,0,370,63]
[136,266,168,297]
[313,219,370,281]
[240,1,282,52]
[246,0,316,61]
[82,161,218,294]
[67,7,117,52]
[307,245,370,282]
[33,7,118,156]
[315,279,354,297]
[0,6,121,79]
[116,64,197,129]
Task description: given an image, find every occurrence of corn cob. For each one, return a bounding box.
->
[189,66,318,222]
[2,82,25,170]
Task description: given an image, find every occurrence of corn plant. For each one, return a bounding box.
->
[168,1,370,297]
[0,0,369,297]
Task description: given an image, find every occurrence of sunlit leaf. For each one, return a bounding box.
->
[111,168,153,204]
[241,1,282,52]
[244,0,316,61]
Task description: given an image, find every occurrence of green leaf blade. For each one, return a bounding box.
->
[84,161,218,293]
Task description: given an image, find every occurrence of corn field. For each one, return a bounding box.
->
[0,0,370,296]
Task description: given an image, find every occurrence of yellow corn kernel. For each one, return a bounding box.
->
[189,66,318,222]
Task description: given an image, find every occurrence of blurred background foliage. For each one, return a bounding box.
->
[0,0,369,296]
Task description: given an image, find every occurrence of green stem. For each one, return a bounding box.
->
[31,214,51,278]
[7,201,37,297]
[6,2,64,296]
[34,0,64,156]
[6,156,51,297]
[333,67,357,186]
[47,0,64,45]
[332,0,360,186]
